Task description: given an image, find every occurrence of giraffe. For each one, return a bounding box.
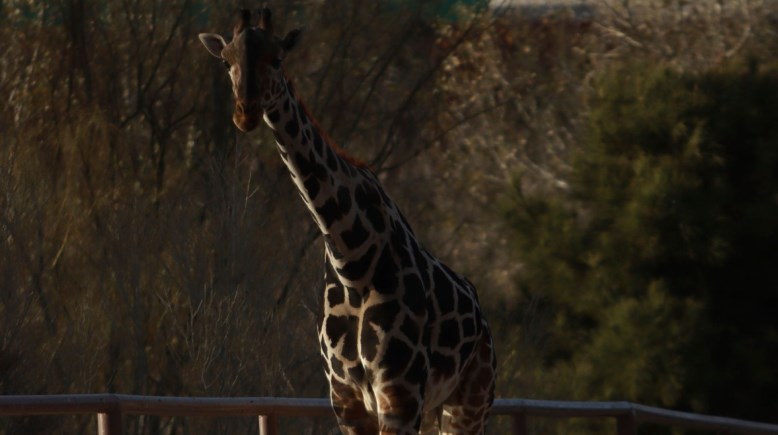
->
[199,8,495,434]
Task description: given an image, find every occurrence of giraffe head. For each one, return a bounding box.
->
[199,8,300,132]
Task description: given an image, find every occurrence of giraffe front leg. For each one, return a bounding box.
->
[440,333,496,435]
[419,406,443,435]
[330,377,379,435]
[375,383,425,435]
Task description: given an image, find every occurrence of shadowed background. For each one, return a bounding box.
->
[1,0,776,433]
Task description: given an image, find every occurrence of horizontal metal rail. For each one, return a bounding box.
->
[493,398,778,435]
[1,394,777,435]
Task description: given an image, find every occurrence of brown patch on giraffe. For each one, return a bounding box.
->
[330,378,378,433]
[377,384,420,428]
[468,388,489,407]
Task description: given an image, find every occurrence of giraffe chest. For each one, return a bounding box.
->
[318,288,407,381]
[318,245,486,412]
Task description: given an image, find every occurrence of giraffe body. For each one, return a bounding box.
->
[199,9,495,434]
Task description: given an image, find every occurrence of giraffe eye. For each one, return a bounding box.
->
[222,60,231,69]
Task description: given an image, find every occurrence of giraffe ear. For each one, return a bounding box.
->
[198,33,227,59]
[281,28,302,54]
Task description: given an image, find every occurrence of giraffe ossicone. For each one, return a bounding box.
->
[199,8,496,434]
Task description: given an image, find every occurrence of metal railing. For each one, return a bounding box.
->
[1,394,777,434]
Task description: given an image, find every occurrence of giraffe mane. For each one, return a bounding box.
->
[284,73,369,169]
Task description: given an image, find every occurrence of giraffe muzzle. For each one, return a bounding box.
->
[233,100,261,132]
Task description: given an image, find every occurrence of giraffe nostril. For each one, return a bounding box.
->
[236,101,258,117]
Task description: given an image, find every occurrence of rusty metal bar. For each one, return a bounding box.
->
[97,409,122,435]
[110,395,331,417]
[616,414,637,435]
[258,414,279,435]
[510,413,528,435]
[1,395,777,434]
[629,402,778,433]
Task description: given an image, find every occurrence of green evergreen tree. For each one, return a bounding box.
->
[504,61,778,423]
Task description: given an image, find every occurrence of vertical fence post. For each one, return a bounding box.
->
[616,414,637,435]
[258,414,279,435]
[97,409,122,435]
[511,413,528,435]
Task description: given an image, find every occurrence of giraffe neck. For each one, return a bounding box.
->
[262,72,391,282]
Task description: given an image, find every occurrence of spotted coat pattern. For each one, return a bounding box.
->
[199,10,496,434]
